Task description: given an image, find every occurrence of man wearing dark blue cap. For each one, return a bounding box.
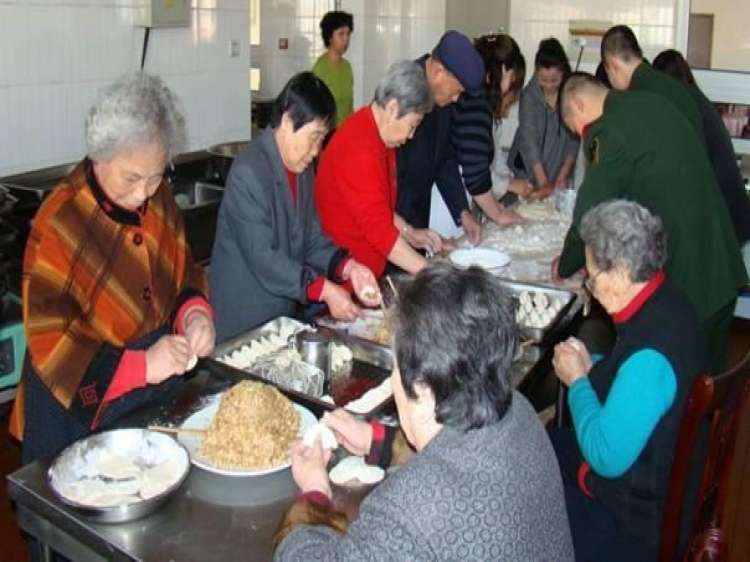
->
[396,30,485,248]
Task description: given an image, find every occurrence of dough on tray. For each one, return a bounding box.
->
[330,342,353,372]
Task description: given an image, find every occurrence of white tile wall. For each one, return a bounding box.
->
[254,0,333,101]
[509,0,680,76]
[347,0,446,108]
[0,0,250,176]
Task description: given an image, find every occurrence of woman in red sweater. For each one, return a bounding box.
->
[316,60,440,278]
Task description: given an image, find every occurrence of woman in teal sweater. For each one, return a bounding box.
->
[551,200,708,562]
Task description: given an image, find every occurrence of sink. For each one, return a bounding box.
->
[1,152,225,266]
[0,162,78,202]
[172,181,224,210]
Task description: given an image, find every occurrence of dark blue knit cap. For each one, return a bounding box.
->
[433,30,485,92]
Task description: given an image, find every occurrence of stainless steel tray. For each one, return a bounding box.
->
[316,310,392,350]
[208,317,393,418]
[498,280,577,343]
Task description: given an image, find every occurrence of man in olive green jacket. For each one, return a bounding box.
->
[556,74,747,371]
[601,25,704,143]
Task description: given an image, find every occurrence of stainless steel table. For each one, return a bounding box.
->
[7,370,310,562]
[7,300,583,561]
[7,367,377,562]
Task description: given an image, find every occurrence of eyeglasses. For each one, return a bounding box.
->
[584,269,605,293]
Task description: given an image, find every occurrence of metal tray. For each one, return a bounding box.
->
[207,317,394,418]
[315,310,392,351]
[498,280,577,344]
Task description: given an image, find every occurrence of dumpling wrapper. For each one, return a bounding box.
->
[96,452,140,480]
[139,458,183,500]
[329,456,384,486]
[61,478,139,507]
[345,378,392,414]
[302,422,338,450]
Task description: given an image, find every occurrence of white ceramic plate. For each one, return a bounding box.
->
[449,248,511,270]
[177,395,316,477]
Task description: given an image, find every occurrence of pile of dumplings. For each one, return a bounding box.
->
[220,325,299,370]
[515,290,566,329]
[219,328,353,375]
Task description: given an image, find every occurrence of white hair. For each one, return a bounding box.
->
[580,199,667,282]
[373,60,433,117]
[85,72,186,162]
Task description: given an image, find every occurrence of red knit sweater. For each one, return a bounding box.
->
[315,106,399,279]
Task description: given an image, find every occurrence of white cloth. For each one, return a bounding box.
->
[428,182,465,239]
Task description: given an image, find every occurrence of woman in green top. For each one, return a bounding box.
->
[313,11,354,126]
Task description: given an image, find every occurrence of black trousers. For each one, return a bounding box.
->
[549,429,653,562]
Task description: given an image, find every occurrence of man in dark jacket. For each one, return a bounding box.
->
[396,31,483,245]
[601,25,704,144]
[652,49,750,257]
[555,73,747,372]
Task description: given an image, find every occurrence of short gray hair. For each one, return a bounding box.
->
[580,199,667,282]
[373,60,433,117]
[85,72,187,162]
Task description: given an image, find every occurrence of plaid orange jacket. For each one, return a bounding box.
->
[9,159,207,439]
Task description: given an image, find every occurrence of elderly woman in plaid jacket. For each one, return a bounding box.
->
[10,72,215,464]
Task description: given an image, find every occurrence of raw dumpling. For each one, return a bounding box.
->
[330,343,353,372]
[532,292,548,310]
[96,452,140,480]
[519,291,531,307]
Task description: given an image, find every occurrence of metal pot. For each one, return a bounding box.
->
[207,141,249,185]
[292,330,333,378]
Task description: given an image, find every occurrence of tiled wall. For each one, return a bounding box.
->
[510,0,678,67]
[352,0,447,108]
[253,0,332,102]
[0,0,250,176]
[255,0,446,109]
